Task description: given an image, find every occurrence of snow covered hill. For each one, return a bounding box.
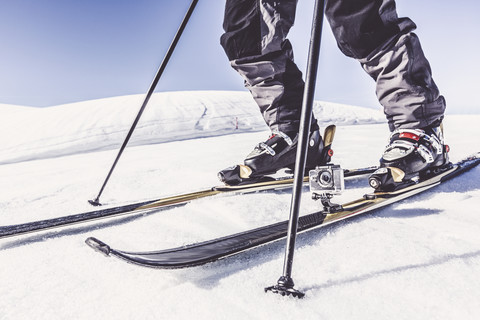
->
[0,91,479,320]
[0,91,385,164]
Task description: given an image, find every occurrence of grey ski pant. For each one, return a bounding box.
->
[220,0,446,132]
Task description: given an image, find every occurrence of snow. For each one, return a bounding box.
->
[1,91,479,320]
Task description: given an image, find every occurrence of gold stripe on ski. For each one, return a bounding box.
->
[137,189,222,210]
[322,165,458,225]
[214,176,309,191]
[136,178,307,211]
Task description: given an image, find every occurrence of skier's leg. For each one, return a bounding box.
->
[324,0,448,189]
[218,0,328,184]
[220,0,318,135]
[325,0,446,131]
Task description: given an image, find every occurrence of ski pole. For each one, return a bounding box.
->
[265,0,326,298]
[89,0,199,206]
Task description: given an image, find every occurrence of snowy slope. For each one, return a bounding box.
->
[0,91,479,320]
[0,91,385,164]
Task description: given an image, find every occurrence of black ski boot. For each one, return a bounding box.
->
[369,124,450,191]
[218,125,335,185]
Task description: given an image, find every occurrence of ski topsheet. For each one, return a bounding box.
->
[86,153,480,269]
[0,166,376,239]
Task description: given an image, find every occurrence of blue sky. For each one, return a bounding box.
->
[0,0,479,114]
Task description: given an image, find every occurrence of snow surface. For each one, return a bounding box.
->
[1,91,479,320]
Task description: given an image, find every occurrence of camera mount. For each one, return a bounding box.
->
[309,165,345,213]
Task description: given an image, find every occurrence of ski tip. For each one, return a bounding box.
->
[88,199,102,207]
[85,237,111,257]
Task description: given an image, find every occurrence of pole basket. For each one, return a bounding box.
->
[264,276,305,299]
[88,198,102,207]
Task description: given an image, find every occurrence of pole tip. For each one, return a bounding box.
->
[264,276,305,298]
[88,198,102,206]
[264,285,305,298]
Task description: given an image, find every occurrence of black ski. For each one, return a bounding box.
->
[86,153,479,269]
[0,166,376,239]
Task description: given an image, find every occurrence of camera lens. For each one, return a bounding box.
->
[318,170,332,187]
